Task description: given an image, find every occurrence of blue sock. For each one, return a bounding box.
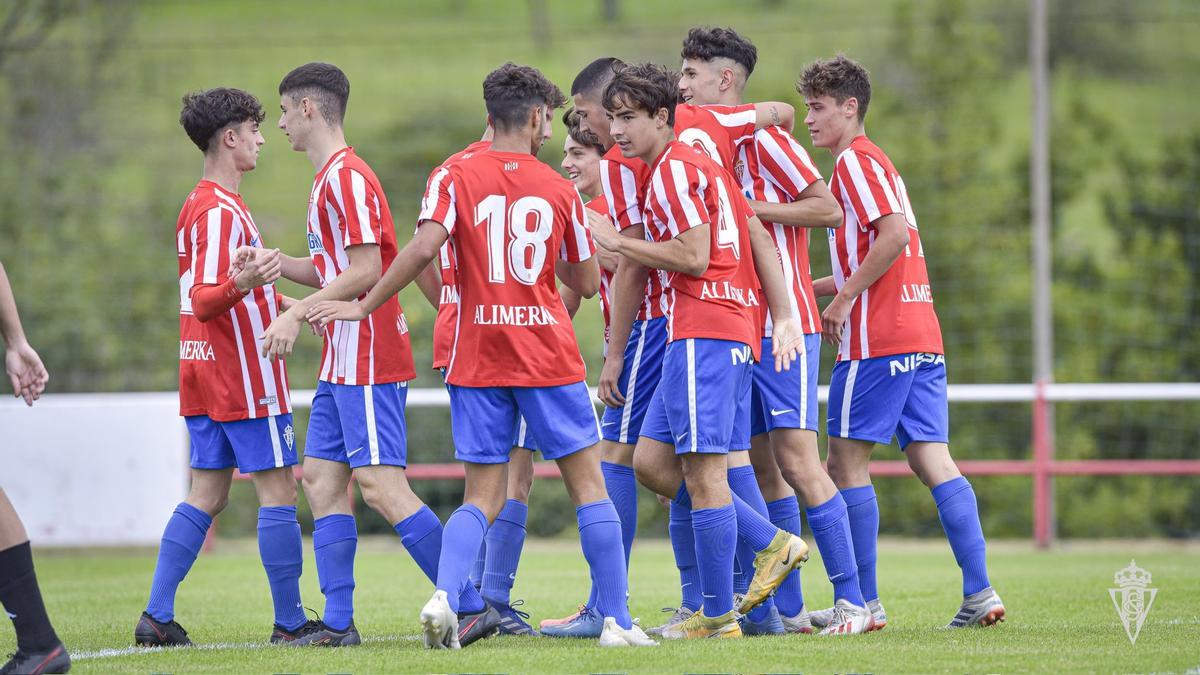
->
[577,499,632,629]
[470,540,487,589]
[313,514,357,631]
[932,477,991,596]
[766,496,805,615]
[727,466,775,621]
[691,504,737,617]
[145,502,211,622]
[394,506,485,614]
[841,485,879,602]
[668,484,702,611]
[482,499,528,606]
[806,493,865,606]
[257,506,305,630]
[731,491,779,553]
[437,505,489,614]
[601,462,638,568]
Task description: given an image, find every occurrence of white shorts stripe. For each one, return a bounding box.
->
[618,322,648,443]
[686,339,698,453]
[799,337,810,429]
[364,385,380,465]
[840,360,859,438]
[267,415,284,468]
[517,416,528,448]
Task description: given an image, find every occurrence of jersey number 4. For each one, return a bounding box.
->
[475,194,553,286]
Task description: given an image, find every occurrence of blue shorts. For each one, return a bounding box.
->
[448,381,600,464]
[186,413,297,474]
[640,338,753,455]
[827,352,949,448]
[600,317,668,444]
[304,380,409,468]
[751,334,821,436]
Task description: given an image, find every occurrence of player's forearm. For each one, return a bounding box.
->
[414,260,442,308]
[353,247,436,317]
[750,195,841,229]
[812,275,837,298]
[190,280,247,323]
[614,232,708,277]
[280,254,321,288]
[560,285,582,318]
[754,102,794,132]
[0,262,27,347]
[557,258,600,299]
[748,217,794,321]
[836,226,908,304]
[605,259,650,358]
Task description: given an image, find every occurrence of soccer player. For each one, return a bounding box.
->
[420,125,541,636]
[589,63,809,640]
[679,27,875,636]
[136,88,313,649]
[307,62,655,649]
[262,62,496,647]
[0,261,70,675]
[797,55,1005,629]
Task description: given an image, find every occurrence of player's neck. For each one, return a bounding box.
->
[639,131,674,167]
[831,124,866,157]
[489,130,534,155]
[306,128,349,171]
[202,156,242,194]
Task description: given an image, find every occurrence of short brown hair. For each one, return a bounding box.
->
[562,108,605,155]
[602,62,680,126]
[278,62,350,126]
[680,26,757,76]
[797,55,871,122]
[482,62,567,132]
[179,88,264,153]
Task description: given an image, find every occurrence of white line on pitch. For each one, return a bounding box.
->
[72,635,417,660]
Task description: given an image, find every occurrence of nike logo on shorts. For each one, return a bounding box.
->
[770,408,795,416]
[347,446,364,458]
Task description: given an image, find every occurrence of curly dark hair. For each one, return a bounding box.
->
[797,55,871,122]
[482,62,567,132]
[602,62,680,127]
[680,26,757,76]
[179,87,265,153]
[562,108,605,155]
[278,62,350,127]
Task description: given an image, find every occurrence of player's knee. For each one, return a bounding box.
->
[187,492,228,517]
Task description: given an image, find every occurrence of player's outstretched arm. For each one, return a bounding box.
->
[0,261,48,406]
[307,221,447,329]
[754,102,795,132]
[559,282,583,318]
[748,215,803,371]
[261,243,382,359]
[749,181,842,229]
[595,239,651,408]
[414,260,442,309]
[821,212,909,346]
[812,275,837,298]
[279,253,322,288]
[591,207,710,277]
[556,257,599,299]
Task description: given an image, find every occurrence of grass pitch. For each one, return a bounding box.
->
[10,537,1199,673]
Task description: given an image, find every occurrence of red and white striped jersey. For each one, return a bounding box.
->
[673,102,757,170]
[737,125,824,336]
[643,141,762,359]
[426,140,492,370]
[598,145,668,322]
[827,135,943,361]
[587,195,613,346]
[419,149,595,387]
[307,147,415,385]
[177,180,291,421]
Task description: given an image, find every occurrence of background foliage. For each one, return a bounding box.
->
[1,0,1197,538]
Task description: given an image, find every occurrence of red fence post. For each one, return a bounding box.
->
[1032,380,1053,548]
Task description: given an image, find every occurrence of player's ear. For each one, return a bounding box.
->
[301,96,314,120]
[529,105,543,131]
[720,66,734,92]
[222,126,238,149]
[654,106,669,129]
[844,97,858,120]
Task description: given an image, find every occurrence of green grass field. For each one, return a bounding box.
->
[7,538,1199,673]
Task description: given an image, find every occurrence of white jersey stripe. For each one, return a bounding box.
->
[349,171,376,244]
[670,160,706,230]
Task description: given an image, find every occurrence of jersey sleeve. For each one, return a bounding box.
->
[189,206,240,288]
[599,158,645,231]
[329,168,383,247]
[653,159,710,238]
[835,151,902,227]
[704,103,758,147]
[756,127,823,200]
[559,187,596,263]
[417,166,458,235]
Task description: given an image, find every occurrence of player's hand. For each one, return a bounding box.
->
[306,300,366,328]
[586,209,622,253]
[234,248,282,292]
[597,352,626,408]
[229,246,256,277]
[5,341,49,406]
[821,295,850,347]
[596,246,621,273]
[279,295,320,335]
[770,318,805,372]
[260,311,301,361]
